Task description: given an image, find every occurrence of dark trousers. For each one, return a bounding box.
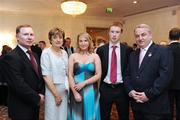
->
[133,110,169,120]
[168,90,180,120]
[100,83,129,120]
[10,107,39,120]
[11,114,39,120]
[0,85,8,106]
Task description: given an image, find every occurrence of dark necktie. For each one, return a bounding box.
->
[110,46,117,84]
[27,50,39,75]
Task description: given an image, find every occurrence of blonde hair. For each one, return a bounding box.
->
[76,33,94,53]
[134,24,152,33]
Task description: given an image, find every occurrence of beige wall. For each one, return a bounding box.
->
[0,5,180,52]
[0,11,121,50]
[177,6,180,27]
[121,6,179,46]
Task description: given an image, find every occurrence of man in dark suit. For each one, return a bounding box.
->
[168,27,180,120]
[96,22,132,120]
[63,37,74,57]
[0,45,12,106]
[1,24,45,120]
[125,24,173,120]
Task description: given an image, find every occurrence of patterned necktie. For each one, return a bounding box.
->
[110,46,117,84]
[27,50,39,75]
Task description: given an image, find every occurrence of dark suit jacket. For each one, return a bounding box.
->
[64,46,74,56]
[125,43,173,114]
[96,43,132,86]
[0,55,3,84]
[1,46,45,119]
[168,42,180,90]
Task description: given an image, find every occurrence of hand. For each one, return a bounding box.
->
[129,90,140,99]
[135,92,149,103]
[129,90,143,103]
[39,94,45,105]
[129,90,149,103]
[74,82,86,91]
[55,95,62,106]
[74,92,82,102]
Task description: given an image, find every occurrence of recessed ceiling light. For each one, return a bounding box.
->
[133,1,138,4]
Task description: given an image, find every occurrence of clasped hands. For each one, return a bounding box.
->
[73,81,87,102]
[54,89,68,106]
[74,81,86,91]
[55,95,62,106]
[129,90,149,103]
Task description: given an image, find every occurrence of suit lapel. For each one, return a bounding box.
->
[16,46,32,66]
[139,43,156,72]
[104,44,109,72]
[120,44,125,70]
[16,46,40,77]
[135,49,140,71]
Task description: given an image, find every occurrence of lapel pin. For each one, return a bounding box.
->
[148,52,152,57]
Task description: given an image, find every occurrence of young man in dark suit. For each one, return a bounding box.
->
[125,24,173,120]
[1,24,45,120]
[96,22,132,120]
[168,27,180,120]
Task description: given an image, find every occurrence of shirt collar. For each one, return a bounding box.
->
[109,42,120,48]
[18,44,29,53]
[140,40,152,51]
[169,40,179,44]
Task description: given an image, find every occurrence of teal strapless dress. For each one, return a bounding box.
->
[68,62,100,120]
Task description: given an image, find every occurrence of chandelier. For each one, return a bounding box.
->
[61,0,87,16]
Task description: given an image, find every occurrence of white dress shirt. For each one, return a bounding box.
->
[104,42,123,84]
[18,44,30,59]
[139,41,153,67]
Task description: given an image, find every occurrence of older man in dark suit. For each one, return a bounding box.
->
[1,24,45,120]
[125,24,173,120]
[97,22,132,120]
[168,27,180,120]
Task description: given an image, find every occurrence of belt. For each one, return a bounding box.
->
[103,82,123,89]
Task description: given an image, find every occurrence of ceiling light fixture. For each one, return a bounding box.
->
[133,1,138,4]
[61,0,87,16]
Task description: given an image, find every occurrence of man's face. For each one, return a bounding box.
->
[109,26,122,44]
[38,42,46,50]
[134,27,152,48]
[65,39,71,47]
[16,27,34,49]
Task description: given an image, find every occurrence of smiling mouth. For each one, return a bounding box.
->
[138,40,144,43]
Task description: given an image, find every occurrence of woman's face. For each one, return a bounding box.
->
[78,35,89,51]
[51,35,63,48]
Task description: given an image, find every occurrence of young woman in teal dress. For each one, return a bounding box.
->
[68,32,102,120]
